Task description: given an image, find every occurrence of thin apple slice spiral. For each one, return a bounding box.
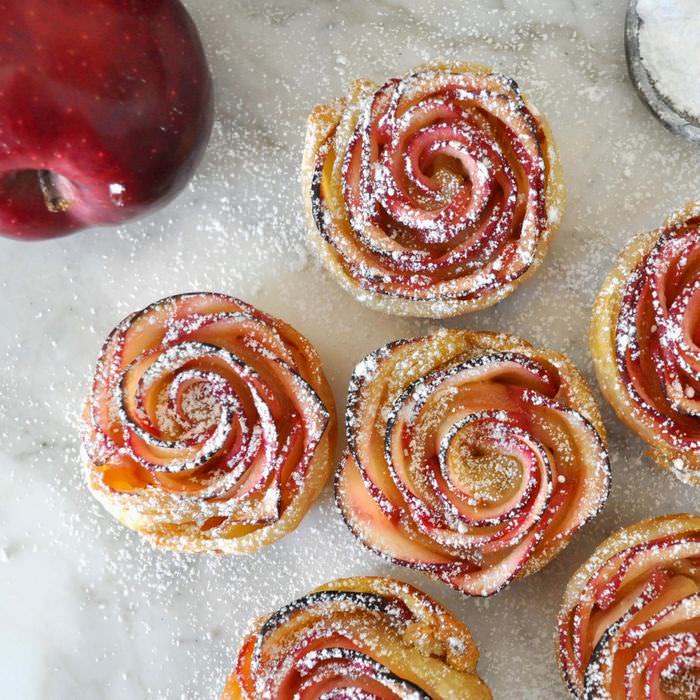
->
[592,204,700,486]
[81,293,336,554]
[222,576,492,699]
[302,62,564,318]
[337,330,610,596]
[557,514,700,699]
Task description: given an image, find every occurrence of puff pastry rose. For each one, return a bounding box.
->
[592,204,700,486]
[81,293,336,553]
[336,329,610,596]
[222,576,492,700]
[557,514,700,699]
[302,62,564,318]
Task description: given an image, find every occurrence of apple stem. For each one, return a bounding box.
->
[38,170,70,213]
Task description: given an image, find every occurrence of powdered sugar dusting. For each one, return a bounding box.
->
[0,1,699,698]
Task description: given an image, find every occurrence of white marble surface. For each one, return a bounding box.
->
[1,1,699,698]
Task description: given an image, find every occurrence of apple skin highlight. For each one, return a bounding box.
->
[0,0,214,240]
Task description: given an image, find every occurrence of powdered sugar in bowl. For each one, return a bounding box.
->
[626,0,700,143]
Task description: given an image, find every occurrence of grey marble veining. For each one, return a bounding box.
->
[1,1,699,698]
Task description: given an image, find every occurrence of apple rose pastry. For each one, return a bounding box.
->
[592,204,700,486]
[222,576,492,699]
[336,329,610,596]
[81,293,336,553]
[302,62,564,318]
[557,514,700,699]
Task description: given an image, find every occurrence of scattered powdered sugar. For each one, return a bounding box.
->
[637,0,700,120]
[0,1,699,698]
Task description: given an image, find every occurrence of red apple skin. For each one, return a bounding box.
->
[0,0,214,240]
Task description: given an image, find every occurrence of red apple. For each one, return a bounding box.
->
[0,0,213,240]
